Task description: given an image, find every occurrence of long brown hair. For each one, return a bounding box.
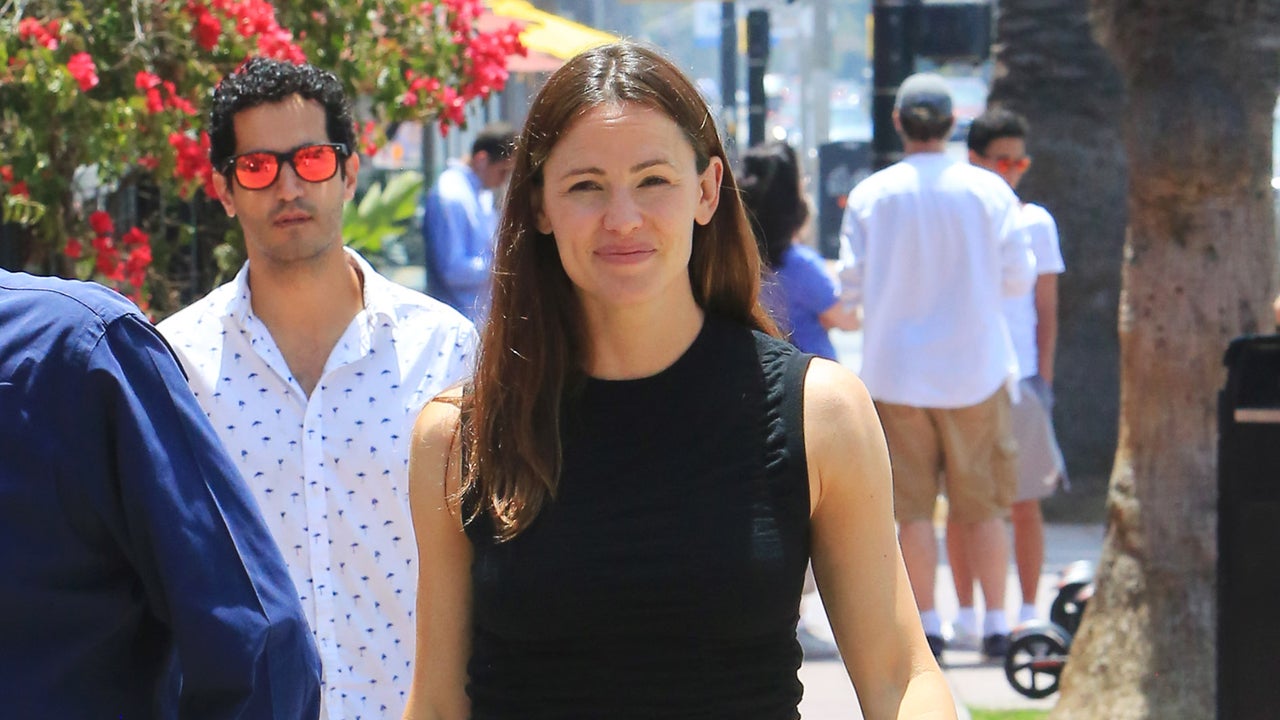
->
[462,41,776,540]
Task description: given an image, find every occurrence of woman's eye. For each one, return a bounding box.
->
[567,180,601,192]
[639,175,670,187]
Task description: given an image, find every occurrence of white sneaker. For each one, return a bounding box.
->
[946,619,981,650]
[1018,605,1040,625]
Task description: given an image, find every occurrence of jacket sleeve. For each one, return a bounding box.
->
[89,313,322,720]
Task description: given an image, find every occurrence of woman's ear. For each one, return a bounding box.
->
[533,191,553,235]
[694,156,724,227]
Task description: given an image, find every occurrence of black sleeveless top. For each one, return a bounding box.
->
[463,316,815,719]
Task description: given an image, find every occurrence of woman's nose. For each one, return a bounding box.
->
[602,190,642,235]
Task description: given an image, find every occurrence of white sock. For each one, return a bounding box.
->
[920,609,942,636]
[983,611,1010,636]
[1019,603,1039,624]
[956,606,978,632]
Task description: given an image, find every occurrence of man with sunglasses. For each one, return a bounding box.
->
[158,58,478,720]
[838,73,1035,664]
[945,108,1069,648]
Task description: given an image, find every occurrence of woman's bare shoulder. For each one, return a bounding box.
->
[801,357,876,429]
[414,383,466,436]
[410,383,468,501]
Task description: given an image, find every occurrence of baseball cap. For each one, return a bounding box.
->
[895,73,953,124]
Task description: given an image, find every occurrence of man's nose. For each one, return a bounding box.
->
[274,162,305,200]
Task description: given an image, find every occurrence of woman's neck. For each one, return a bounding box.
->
[579,291,705,380]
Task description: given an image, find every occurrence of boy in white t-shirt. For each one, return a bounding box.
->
[947,107,1069,645]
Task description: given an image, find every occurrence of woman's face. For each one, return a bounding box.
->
[536,102,722,315]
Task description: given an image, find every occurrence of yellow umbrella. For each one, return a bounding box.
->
[488,0,619,61]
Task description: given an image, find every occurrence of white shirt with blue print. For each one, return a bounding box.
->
[159,247,478,720]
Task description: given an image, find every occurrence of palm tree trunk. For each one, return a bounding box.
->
[987,0,1128,481]
[1049,2,1280,717]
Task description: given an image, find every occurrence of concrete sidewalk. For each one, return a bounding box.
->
[796,522,1105,718]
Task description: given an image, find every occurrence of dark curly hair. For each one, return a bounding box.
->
[966,107,1030,155]
[208,57,356,176]
[739,142,809,269]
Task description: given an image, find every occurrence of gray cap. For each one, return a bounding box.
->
[895,73,953,123]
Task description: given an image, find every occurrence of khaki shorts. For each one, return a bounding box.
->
[875,387,1017,524]
[1011,377,1067,502]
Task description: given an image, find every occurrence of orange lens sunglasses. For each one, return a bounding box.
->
[987,154,1032,174]
[222,143,348,190]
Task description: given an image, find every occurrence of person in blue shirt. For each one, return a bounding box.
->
[421,122,516,323]
[0,269,321,719]
[740,141,860,360]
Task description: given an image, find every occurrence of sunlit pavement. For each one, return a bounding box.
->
[795,331,1106,718]
[797,523,1104,718]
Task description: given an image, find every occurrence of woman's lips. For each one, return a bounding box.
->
[596,246,655,264]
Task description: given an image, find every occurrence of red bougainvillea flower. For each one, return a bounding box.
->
[212,0,306,62]
[145,88,165,113]
[189,9,220,50]
[134,70,161,91]
[18,18,61,50]
[135,71,165,113]
[122,227,150,247]
[89,210,115,236]
[125,244,153,274]
[134,72,199,116]
[169,130,216,198]
[64,238,84,259]
[164,83,199,115]
[0,166,12,183]
[9,181,30,198]
[97,258,124,282]
[67,53,99,92]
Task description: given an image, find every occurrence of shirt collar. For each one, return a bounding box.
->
[450,159,484,193]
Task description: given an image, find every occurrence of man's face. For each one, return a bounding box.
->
[475,152,514,190]
[211,94,358,267]
[969,136,1031,190]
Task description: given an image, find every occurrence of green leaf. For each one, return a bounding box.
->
[343,170,424,254]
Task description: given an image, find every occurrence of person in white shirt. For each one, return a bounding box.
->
[946,108,1068,644]
[839,73,1035,662]
[159,58,477,720]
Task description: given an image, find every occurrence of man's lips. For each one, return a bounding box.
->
[272,212,311,227]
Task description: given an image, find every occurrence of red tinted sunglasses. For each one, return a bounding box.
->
[987,154,1032,174]
[222,143,349,190]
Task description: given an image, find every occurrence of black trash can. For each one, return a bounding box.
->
[1218,334,1280,720]
[815,140,871,260]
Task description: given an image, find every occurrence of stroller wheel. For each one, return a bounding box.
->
[1004,631,1068,699]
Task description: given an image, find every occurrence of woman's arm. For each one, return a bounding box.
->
[803,358,957,720]
[403,393,474,720]
[819,300,862,332]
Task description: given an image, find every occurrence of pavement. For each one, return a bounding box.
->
[789,331,1107,718]
[795,522,1105,719]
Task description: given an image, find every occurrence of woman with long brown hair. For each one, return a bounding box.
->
[403,41,954,720]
